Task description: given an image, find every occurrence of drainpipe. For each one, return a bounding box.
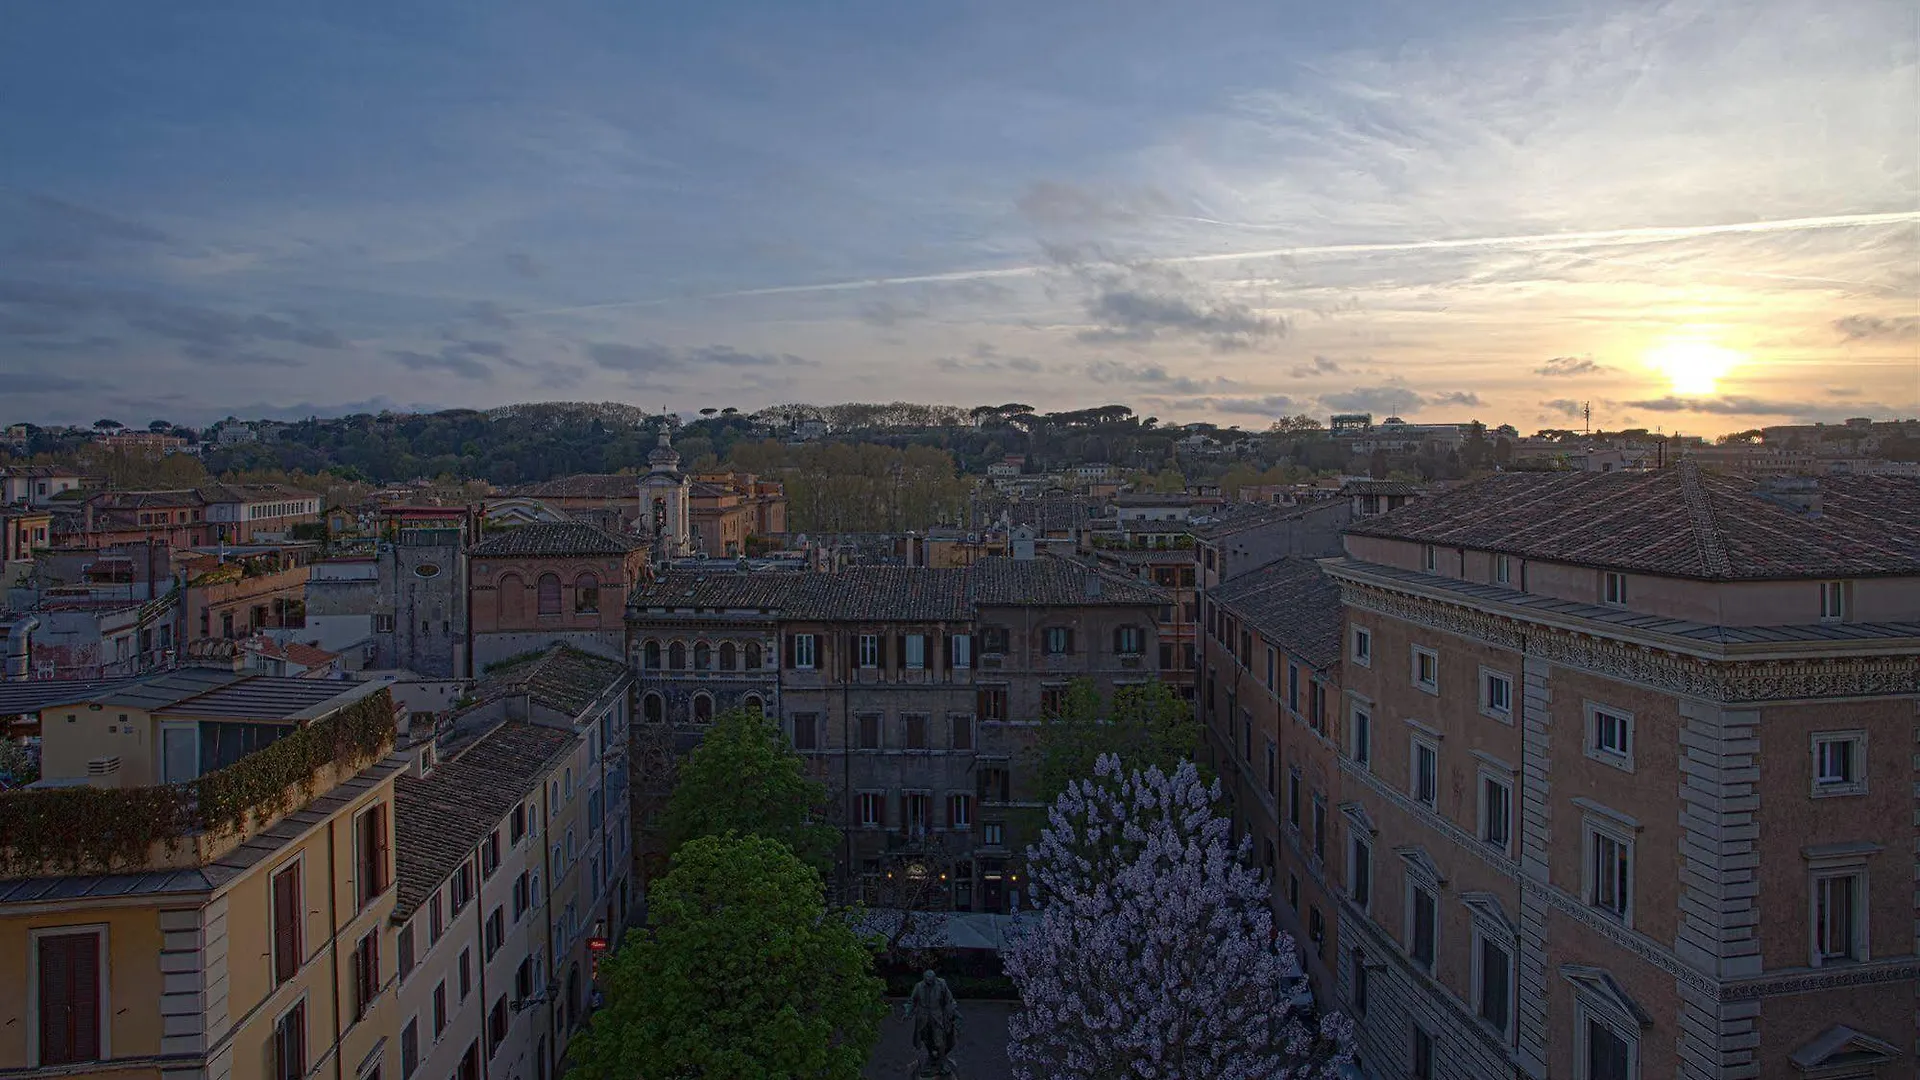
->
[4,615,40,681]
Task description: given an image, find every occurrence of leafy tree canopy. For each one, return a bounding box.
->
[1031,678,1203,806]
[568,834,887,1080]
[660,708,839,873]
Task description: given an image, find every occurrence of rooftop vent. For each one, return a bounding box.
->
[86,756,121,777]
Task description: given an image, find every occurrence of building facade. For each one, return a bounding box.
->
[372,508,473,679]
[1324,466,1917,1080]
[626,556,1169,909]
[468,522,648,670]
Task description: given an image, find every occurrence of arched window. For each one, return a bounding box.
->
[668,641,686,670]
[692,693,713,722]
[742,693,764,715]
[499,573,526,622]
[537,573,563,616]
[574,573,600,615]
[719,642,737,671]
[643,639,661,669]
[693,642,712,670]
[744,642,762,670]
[642,692,664,723]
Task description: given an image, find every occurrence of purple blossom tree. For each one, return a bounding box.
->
[1005,754,1355,1079]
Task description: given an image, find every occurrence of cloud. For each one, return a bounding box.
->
[10,370,89,394]
[587,342,814,375]
[1318,385,1428,415]
[1430,390,1482,408]
[1085,359,1235,396]
[182,346,302,368]
[390,347,493,380]
[1535,355,1608,376]
[1017,181,1175,226]
[0,280,348,355]
[1541,398,1585,418]
[1290,355,1343,377]
[1078,288,1286,351]
[1621,395,1881,417]
[935,343,1041,374]
[0,189,174,262]
[505,251,541,278]
[1832,314,1919,341]
[464,301,515,330]
[1144,394,1299,418]
[857,298,926,328]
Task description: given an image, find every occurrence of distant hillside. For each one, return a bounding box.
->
[483,401,664,428]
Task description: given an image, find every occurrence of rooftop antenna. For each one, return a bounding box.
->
[1583,401,1591,437]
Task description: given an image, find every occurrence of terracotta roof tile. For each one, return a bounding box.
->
[504,474,637,500]
[1211,559,1344,670]
[469,521,643,558]
[474,644,630,716]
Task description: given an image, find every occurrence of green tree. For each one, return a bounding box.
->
[660,709,838,873]
[569,835,887,1080]
[1031,679,1203,805]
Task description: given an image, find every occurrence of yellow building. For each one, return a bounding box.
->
[0,670,406,1080]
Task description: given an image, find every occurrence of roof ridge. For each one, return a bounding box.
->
[1676,461,1734,578]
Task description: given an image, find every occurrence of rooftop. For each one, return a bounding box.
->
[469,520,644,558]
[393,720,578,921]
[628,556,1167,619]
[1209,558,1345,670]
[474,644,630,717]
[503,474,638,500]
[1192,499,1341,541]
[30,668,387,721]
[1344,464,1920,581]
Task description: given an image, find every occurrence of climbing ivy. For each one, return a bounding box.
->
[0,688,396,877]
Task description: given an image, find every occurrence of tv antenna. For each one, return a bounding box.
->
[1583,401,1591,436]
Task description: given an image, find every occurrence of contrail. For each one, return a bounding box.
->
[519,209,1918,317]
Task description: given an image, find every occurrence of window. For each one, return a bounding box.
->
[484,908,505,960]
[903,713,928,750]
[356,802,390,909]
[1411,646,1439,693]
[1582,1019,1634,1080]
[719,641,736,671]
[979,767,1010,803]
[1603,571,1627,606]
[353,930,380,1020]
[1411,737,1438,808]
[857,634,880,668]
[428,891,445,944]
[977,686,1007,721]
[983,822,1005,847]
[458,948,473,1001]
[1311,796,1326,862]
[1287,663,1300,713]
[668,641,686,670]
[1287,770,1302,829]
[791,712,818,751]
[374,613,395,634]
[858,713,882,749]
[1350,625,1371,667]
[1819,580,1845,620]
[398,924,416,982]
[1309,905,1326,951]
[950,713,974,751]
[858,792,884,828]
[1475,932,1513,1035]
[904,634,927,669]
[515,958,535,1001]
[642,640,661,669]
[1264,739,1276,795]
[537,573,563,616]
[272,861,303,984]
[273,1001,306,1080]
[1586,823,1633,924]
[1481,669,1513,721]
[1287,873,1299,910]
[745,642,762,669]
[481,831,501,879]
[1041,687,1067,717]
[1409,884,1437,969]
[1478,772,1514,853]
[904,792,932,836]
[693,641,711,670]
[1422,544,1437,572]
[574,575,600,615]
[790,633,816,669]
[1494,553,1511,585]
[401,1019,419,1078]
[1812,871,1866,965]
[981,626,1009,654]
[692,693,713,722]
[948,793,974,828]
[1585,703,1633,770]
[1115,626,1144,655]
[1043,626,1072,655]
[450,861,474,914]
[1411,1026,1434,1080]
[433,981,448,1037]
[487,996,508,1057]
[1349,949,1369,1015]
[1350,703,1371,767]
[1264,647,1275,687]
[1349,836,1372,911]
[513,873,531,921]
[509,805,527,845]
[1811,731,1866,796]
[34,929,104,1066]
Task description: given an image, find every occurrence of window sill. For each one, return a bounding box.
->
[1810,782,1868,799]
[1583,748,1636,774]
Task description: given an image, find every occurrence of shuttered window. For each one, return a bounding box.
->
[274,1001,306,1080]
[36,932,101,1066]
[357,803,390,908]
[272,863,302,984]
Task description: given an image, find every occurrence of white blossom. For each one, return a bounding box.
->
[1005,754,1355,1079]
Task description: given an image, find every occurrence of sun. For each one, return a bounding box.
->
[1643,337,1743,396]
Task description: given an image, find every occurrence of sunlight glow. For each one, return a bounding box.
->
[1644,337,1744,396]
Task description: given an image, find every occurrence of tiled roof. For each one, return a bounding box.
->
[474,644,630,717]
[89,489,204,509]
[1192,500,1339,540]
[393,721,578,921]
[1339,480,1418,496]
[793,568,974,621]
[1211,558,1344,670]
[197,482,321,505]
[504,474,637,500]
[630,569,807,611]
[627,557,1166,620]
[1345,463,1920,580]
[469,521,643,558]
[970,557,1168,607]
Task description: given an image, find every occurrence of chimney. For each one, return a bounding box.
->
[1756,476,1822,517]
[1084,573,1103,599]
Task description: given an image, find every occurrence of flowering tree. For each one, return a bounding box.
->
[1005,754,1353,1079]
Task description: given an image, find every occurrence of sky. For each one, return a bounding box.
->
[2,0,1915,434]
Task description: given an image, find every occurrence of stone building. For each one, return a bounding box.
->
[1200,557,1348,1003]
[467,521,648,669]
[626,556,1168,910]
[371,507,473,679]
[1322,465,1918,1080]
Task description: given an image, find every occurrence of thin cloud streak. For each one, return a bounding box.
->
[518,210,1920,316]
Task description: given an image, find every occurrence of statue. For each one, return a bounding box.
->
[908,968,959,1077]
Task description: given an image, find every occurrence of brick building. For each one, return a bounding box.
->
[626,555,1168,910]
[1319,465,1918,1080]
[468,522,648,669]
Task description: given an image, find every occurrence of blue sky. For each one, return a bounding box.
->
[2,0,1915,432]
